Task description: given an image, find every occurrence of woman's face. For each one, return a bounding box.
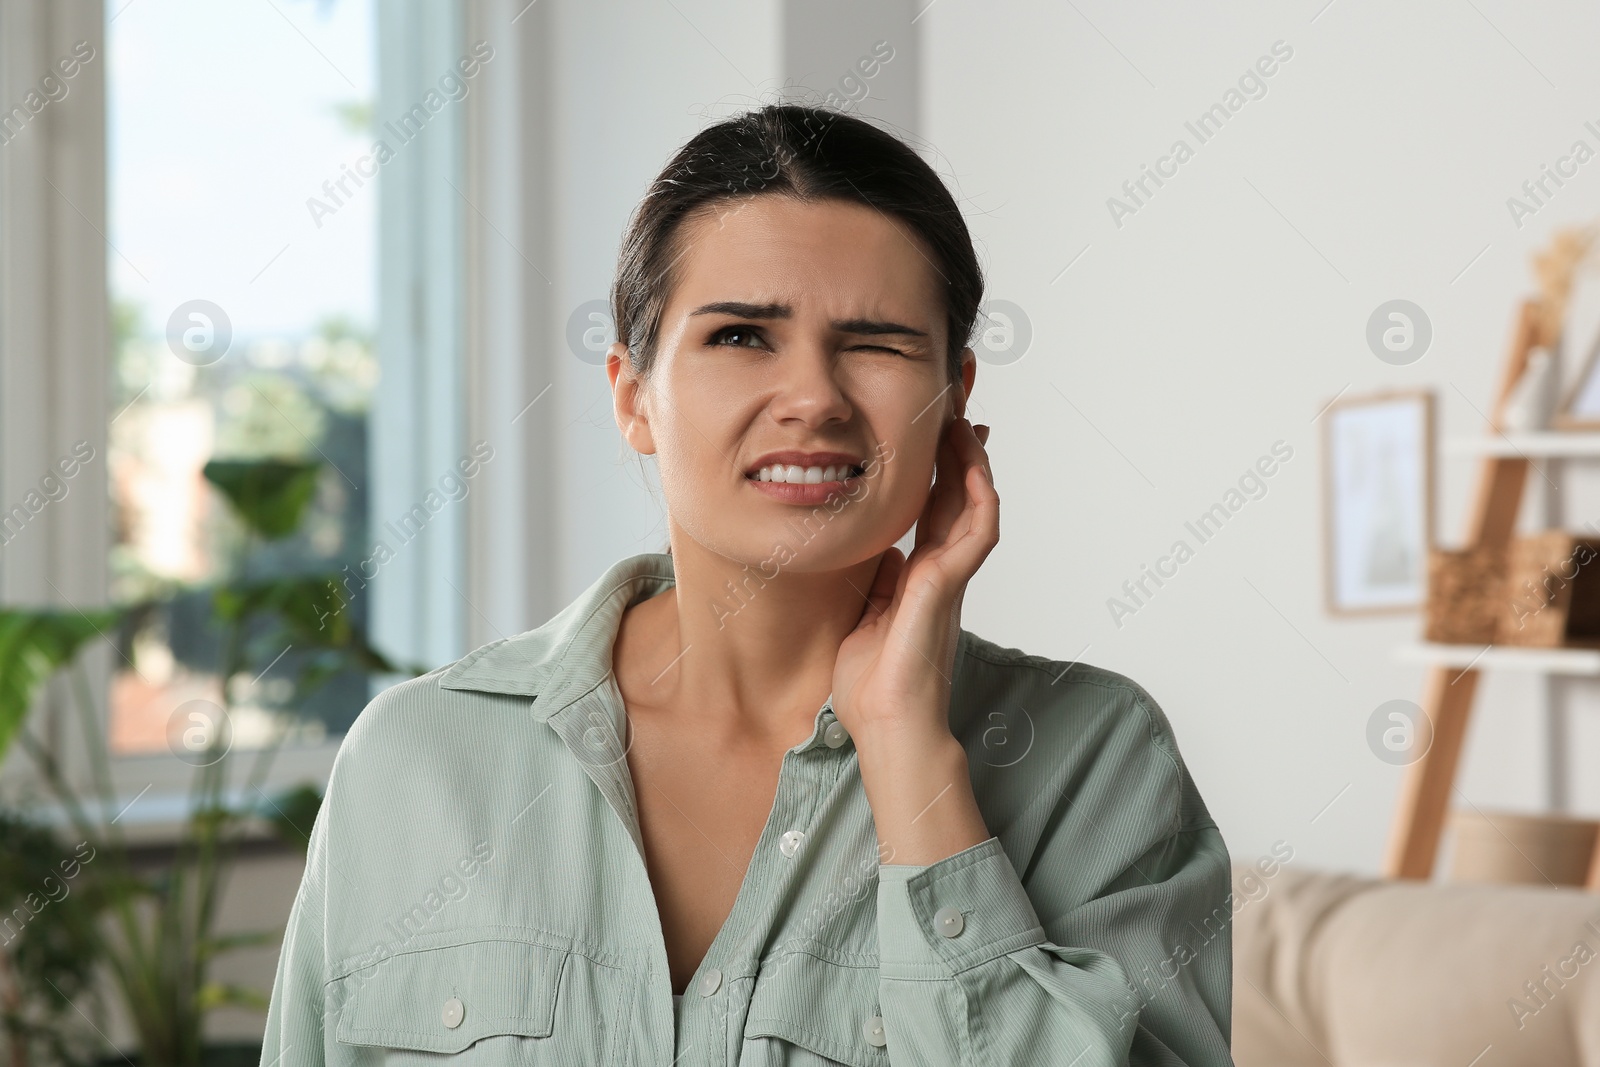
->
[608,194,975,573]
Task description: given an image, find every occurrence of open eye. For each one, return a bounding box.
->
[708,325,767,350]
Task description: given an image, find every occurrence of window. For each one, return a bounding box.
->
[106,0,380,761]
[3,0,519,821]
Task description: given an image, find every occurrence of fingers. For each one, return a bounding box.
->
[954,417,992,486]
[917,417,978,547]
[911,417,998,580]
[914,418,962,550]
[857,546,904,628]
[939,417,995,529]
[939,421,1000,570]
[860,420,997,688]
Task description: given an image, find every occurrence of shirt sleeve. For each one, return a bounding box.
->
[874,720,1235,1066]
[259,791,332,1066]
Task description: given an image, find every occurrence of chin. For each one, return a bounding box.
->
[689,515,909,576]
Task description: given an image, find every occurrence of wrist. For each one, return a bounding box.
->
[854,730,989,867]
[853,724,966,784]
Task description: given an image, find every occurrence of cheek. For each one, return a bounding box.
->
[650,382,743,486]
[874,424,943,514]
[851,380,948,494]
[657,430,726,504]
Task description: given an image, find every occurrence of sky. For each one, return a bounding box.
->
[106,0,376,341]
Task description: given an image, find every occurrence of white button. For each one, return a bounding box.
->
[863,1014,887,1047]
[823,720,850,748]
[779,829,806,858]
[441,995,465,1028]
[699,967,722,996]
[934,906,965,938]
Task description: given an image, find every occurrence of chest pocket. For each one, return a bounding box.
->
[334,937,572,1059]
[738,951,890,1067]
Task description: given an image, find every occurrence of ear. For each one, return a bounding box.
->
[607,341,658,456]
[949,346,977,424]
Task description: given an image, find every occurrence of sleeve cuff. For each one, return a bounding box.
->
[877,836,1048,979]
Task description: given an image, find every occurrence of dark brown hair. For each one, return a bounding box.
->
[610,103,985,389]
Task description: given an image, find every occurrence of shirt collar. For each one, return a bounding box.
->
[438,551,677,720]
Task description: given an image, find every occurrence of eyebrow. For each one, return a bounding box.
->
[688,300,929,338]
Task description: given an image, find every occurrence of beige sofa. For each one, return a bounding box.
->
[1230,862,1600,1066]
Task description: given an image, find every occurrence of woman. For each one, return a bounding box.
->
[261,104,1234,1066]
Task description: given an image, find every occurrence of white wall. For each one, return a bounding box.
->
[529,0,1600,877]
[919,0,1600,875]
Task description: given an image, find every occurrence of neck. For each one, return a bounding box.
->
[625,535,884,740]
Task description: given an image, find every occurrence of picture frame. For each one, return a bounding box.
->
[1321,389,1436,615]
[1551,322,1600,430]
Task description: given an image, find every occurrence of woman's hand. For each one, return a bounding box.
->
[833,415,996,739]
[831,415,997,865]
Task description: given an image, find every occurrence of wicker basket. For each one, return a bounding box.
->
[1496,532,1600,647]
[1424,545,1507,644]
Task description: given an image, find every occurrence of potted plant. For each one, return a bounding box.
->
[0,457,423,1067]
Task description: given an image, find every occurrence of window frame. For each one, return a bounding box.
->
[0,0,485,840]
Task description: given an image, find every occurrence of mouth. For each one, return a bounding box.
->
[745,462,867,485]
[742,452,869,503]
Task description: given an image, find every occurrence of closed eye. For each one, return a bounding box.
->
[707,325,914,359]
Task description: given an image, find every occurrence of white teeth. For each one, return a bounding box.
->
[752,463,859,484]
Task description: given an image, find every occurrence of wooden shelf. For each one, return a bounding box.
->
[1443,431,1600,458]
[1387,299,1600,890]
[1395,642,1600,675]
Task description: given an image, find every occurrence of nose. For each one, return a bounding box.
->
[767,342,852,427]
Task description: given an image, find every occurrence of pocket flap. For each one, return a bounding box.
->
[744,952,889,1067]
[335,938,568,1053]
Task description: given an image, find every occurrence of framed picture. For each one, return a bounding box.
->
[1321,389,1436,615]
[1552,323,1600,430]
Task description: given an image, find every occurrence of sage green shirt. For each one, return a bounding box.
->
[260,551,1234,1066]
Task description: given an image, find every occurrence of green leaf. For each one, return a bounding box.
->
[197,929,280,961]
[212,574,405,672]
[197,980,271,1012]
[210,574,337,632]
[202,458,322,540]
[257,783,323,852]
[0,608,121,761]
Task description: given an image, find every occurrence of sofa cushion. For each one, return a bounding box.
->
[1231,862,1600,1067]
